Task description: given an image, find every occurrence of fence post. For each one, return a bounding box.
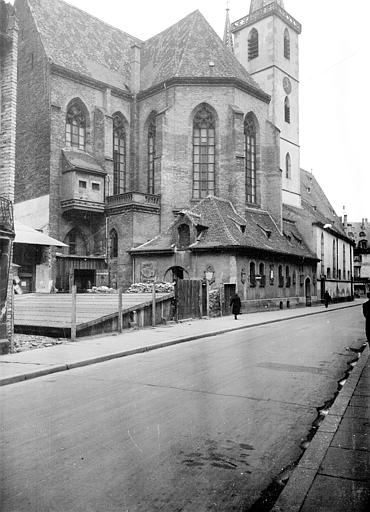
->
[71,285,77,341]
[118,288,123,333]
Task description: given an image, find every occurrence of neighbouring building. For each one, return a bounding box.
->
[345,218,370,296]
[0,0,17,351]
[13,0,352,309]
[284,170,354,303]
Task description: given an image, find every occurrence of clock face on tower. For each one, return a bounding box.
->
[283,77,292,94]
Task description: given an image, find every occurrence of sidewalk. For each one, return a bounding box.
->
[272,344,370,512]
[0,300,362,386]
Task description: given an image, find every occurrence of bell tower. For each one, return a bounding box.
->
[231,1,302,208]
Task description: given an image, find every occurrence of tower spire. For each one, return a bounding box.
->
[223,1,234,52]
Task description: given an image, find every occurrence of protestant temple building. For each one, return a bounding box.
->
[13,0,353,308]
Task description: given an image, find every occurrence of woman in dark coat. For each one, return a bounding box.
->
[230,293,241,320]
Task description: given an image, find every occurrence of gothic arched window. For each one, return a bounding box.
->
[193,104,215,199]
[244,115,257,204]
[66,103,86,150]
[284,97,290,123]
[285,153,291,179]
[284,29,290,59]
[148,116,156,194]
[113,114,126,195]
[110,229,118,258]
[333,240,337,278]
[248,28,259,60]
[178,224,190,249]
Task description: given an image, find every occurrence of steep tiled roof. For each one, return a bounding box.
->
[25,0,140,89]
[346,221,370,245]
[299,169,346,237]
[132,196,316,260]
[140,10,267,97]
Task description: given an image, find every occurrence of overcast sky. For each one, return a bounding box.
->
[11,0,370,221]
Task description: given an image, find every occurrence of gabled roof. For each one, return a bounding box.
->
[299,169,346,237]
[131,196,316,260]
[140,10,267,98]
[25,0,140,89]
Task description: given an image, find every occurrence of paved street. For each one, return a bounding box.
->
[0,306,365,512]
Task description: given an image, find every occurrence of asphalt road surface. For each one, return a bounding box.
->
[0,306,365,511]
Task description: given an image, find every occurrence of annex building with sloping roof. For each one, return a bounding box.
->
[12,0,354,309]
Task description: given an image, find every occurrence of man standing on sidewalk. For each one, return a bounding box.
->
[362,292,370,344]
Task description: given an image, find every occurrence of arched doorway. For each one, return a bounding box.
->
[164,266,189,282]
[305,278,312,307]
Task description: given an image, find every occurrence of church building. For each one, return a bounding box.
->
[13,0,352,309]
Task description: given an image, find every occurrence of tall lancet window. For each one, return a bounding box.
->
[248,28,259,60]
[284,97,291,123]
[244,116,257,204]
[285,153,291,179]
[147,117,156,194]
[113,114,126,195]
[284,29,290,59]
[66,103,86,150]
[193,104,215,199]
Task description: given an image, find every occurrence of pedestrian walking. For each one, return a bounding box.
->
[230,292,241,320]
[324,290,331,308]
[362,292,370,344]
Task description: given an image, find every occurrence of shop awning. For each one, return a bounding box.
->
[14,221,67,247]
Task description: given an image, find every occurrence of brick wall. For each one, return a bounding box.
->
[0,0,17,352]
[15,0,51,203]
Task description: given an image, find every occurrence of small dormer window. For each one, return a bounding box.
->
[178,224,190,249]
[359,231,366,237]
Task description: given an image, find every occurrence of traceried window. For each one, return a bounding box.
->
[244,115,257,204]
[110,229,118,258]
[285,153,291,179]
[66,103,86,150]
[193,104,215,199]
[284,29,290,59]
[284,97,290,123]
[333,240,337,279]
[248,28,259,60]
[178,224,190,249]
[113,114,126,195]
[148,116,156,194]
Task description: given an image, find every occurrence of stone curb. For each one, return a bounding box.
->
[271,345,370,512]
[0,302,362,387]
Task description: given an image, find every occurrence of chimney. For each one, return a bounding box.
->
[130,43,141,94]
[343,214,348,233]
